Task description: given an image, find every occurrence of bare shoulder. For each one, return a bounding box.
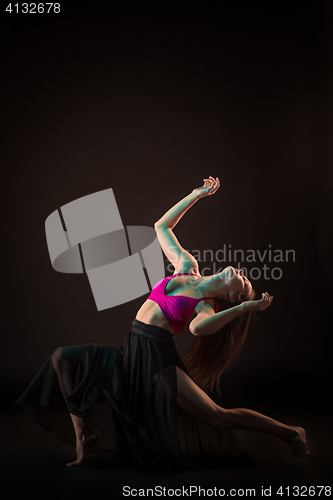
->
[173,257,201,276]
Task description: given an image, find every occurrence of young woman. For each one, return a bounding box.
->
[16,176,310,469]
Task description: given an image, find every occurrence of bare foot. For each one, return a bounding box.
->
[67,429,100,467]
[286,426,310,466]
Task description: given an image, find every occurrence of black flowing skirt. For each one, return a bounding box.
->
[15,319,254,470]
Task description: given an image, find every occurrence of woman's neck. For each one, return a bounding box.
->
[196,274,229,301]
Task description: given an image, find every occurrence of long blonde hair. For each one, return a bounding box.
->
[183,289,256,398]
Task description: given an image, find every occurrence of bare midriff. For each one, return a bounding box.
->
[135,299,179,334]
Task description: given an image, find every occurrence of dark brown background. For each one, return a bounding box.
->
[2,0,332,416]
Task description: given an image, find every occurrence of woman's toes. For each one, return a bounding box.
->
[67,460,80,467]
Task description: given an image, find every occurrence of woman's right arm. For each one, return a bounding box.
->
[190,293,273,336]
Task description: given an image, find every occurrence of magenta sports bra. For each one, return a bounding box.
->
[147,273,219,334]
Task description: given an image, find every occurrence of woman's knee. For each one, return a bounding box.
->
[52,346,75,369]
[52,347,64,369]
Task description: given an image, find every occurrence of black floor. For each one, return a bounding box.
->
[1,409,332,500]
[0,412,333,500]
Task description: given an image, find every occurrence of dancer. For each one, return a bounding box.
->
[16,176,310,469]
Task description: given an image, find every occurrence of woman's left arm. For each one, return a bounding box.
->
[190,292,273,336]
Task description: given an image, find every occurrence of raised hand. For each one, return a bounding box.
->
[192,176,220,199]
[244,292,274,312]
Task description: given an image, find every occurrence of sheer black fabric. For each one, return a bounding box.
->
[15,319,254,470]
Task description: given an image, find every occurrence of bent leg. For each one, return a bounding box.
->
[52,346,82,408]
[175,367,227,427]
[51,346,99,466]
[177,367,294,438]
[175,368,310,465]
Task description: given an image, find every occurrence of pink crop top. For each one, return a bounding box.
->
[147,273,219,334]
